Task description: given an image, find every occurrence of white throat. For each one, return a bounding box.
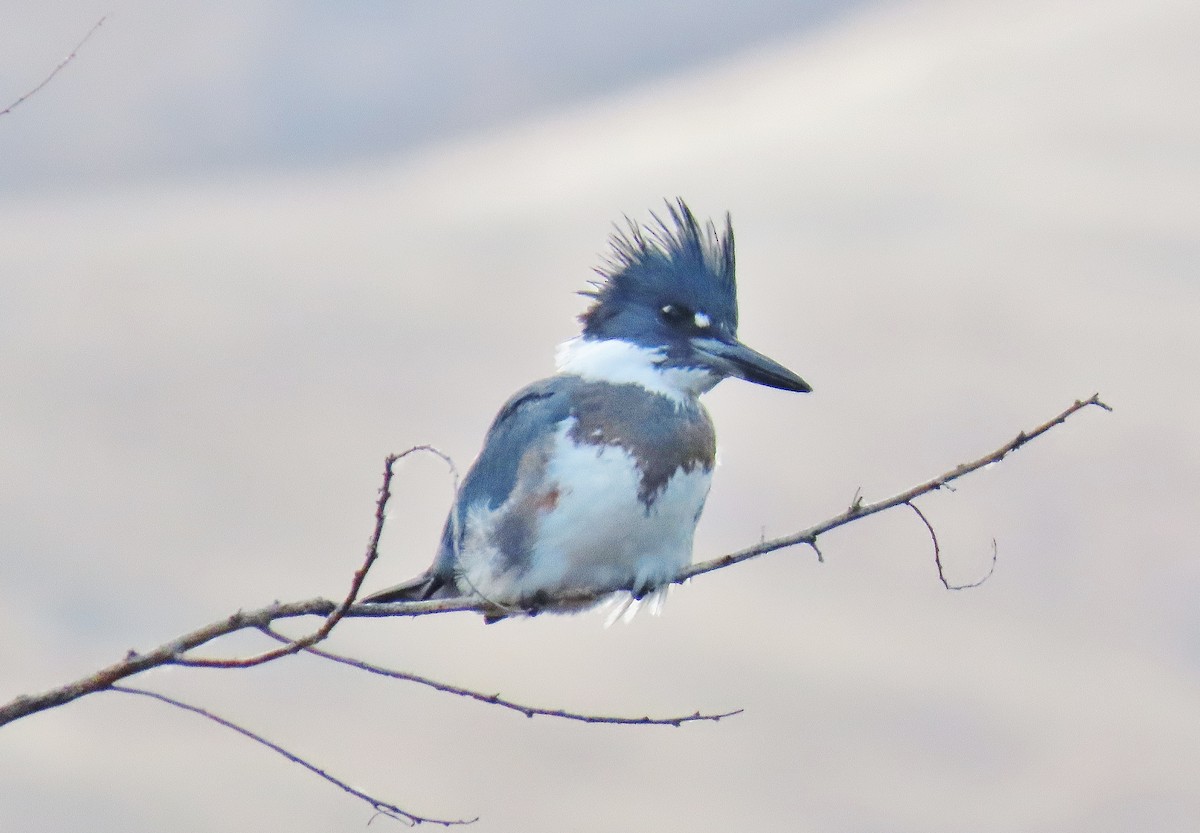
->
[555,337,720,401]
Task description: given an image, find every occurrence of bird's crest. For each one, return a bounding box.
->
[579,199,738,337]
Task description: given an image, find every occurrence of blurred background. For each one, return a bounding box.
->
[1,0,1197,831]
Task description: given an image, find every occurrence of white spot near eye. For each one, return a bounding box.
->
[694,311,711,329]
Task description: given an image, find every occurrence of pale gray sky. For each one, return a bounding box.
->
[0,0,868,192]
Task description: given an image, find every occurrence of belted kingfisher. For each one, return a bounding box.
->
[364,199,810,620]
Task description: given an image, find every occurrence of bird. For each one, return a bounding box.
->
[363,199,810,620]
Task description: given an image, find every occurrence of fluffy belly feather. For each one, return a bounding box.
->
[456,423,713,609]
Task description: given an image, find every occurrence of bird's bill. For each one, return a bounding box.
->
[690,336,812,393]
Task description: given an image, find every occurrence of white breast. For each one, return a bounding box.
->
[455,418,712,609]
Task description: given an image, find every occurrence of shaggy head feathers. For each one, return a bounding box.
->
[578,199,738,345]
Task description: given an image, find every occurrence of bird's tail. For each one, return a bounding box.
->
[361,571,453,604]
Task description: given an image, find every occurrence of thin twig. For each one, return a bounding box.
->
[905,501,998,590]
[109,685,473,827]
[905,501,946,586]
[180,446,453,668]
[973,539,999,591]
[261,626,740,727]
[1,17,107,117]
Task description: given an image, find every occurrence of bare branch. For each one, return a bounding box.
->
[1,16,107,117]
[0,395,1110,731]
[262,626,741,727]
[0,393,1110,824]
[676,393,1111,583]
[0,598,330,727]
[110,685,473,827]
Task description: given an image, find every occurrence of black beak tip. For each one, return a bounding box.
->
[736,347,811,394]
[761,370,812,394]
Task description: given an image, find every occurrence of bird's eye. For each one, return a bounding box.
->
[660,303,692,326]
[660,304,713,331]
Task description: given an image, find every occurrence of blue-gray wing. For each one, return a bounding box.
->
[362,376,578,604]
[428,376,578,583]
